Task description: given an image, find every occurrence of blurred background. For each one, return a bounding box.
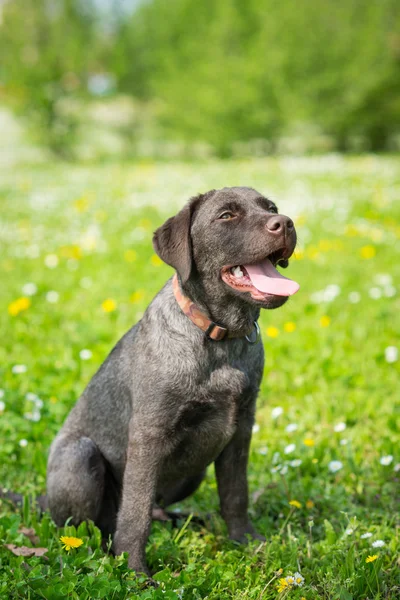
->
[1,0,400,163]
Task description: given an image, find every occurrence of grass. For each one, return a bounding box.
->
[0,155,399,599]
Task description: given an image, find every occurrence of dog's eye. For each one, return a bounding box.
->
[218,212,235,220]
[268,206,278,214]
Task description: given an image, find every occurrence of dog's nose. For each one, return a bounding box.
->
[266,215,294,235]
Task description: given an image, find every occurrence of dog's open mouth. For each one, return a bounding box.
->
[221,250,300,300]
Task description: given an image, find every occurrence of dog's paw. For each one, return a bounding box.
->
[229,524,266,545]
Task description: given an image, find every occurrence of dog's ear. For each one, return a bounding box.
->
[153,195,203,283]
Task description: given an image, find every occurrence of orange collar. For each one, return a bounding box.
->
[172,274,260,343]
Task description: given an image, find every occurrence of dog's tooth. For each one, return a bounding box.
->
[232,266,244,278]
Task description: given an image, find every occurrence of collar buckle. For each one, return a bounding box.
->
[205,322,228,341]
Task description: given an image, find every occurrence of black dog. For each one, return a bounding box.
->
[44,187,299,575]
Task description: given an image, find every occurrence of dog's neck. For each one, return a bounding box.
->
[181,275,260,337]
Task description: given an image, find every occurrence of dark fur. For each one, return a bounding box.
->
[43,187,297,575]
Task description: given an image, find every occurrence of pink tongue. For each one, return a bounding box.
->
[244,259,300,296]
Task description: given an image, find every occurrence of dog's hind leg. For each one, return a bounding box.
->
[47,435,118,536]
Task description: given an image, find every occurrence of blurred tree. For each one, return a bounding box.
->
[0,0,104,157]
[1,0,399,156]
[112,0,400,154]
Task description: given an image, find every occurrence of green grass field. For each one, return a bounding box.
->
[0,156,399,599]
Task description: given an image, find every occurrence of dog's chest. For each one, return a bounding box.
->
[165,350,259,477]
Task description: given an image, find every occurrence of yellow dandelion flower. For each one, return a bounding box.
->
[95,210,108,222]
[345,224,359,237]
[73,196,90,213]
[60,535,83,551]
[293,248,304,260]
[139,218,152,230]
[130,290,145,303]
[60,245,82,260]
[151,254,163,267]
[312,458,319,464]
[277,578,289,593]
[276,568,283,575]
[360,245,376,259]
[366,554,378,563]
[303,438,315,447]
[295,215,306,226]
[8,297,31,316]
[319,315,331,328]
[306,246,319,260]
[124,249,137,263]
[284,322,296,333]
[306,500,314,509]
[266,326,279,338]
[289,500,302,509]
[102,298,117,313]
[318,239,332,252]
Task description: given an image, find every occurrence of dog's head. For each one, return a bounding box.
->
[153,187,299,312]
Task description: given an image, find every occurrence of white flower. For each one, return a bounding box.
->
[290,459,302,467]
[258,446,268,455]
[324,284,341,302]
[44,254,59,268]
[361,532,373,539]
[280,465,288,475]
[271,406,284,419]
[380,455,393,466]
[80,277,92,289]
[310,291,325,304]
[46,291,59,303]
[340,439,348,446]
[284,443,296,455]
[0,400,5,412]
[22,283,37,296]
[293,572,304,587]
[334,422,346,432]
[0,389,4,398]
[26,392,38,402]
[272,452,281,464]
[252,423,260,434]
[328,460,343,473]
[383,285,396,297]
[374,273,392,286]
[26,244,40,259]
[369,287,382,300]
[285,576,295,586]
[345,528,353,535]
[348,291,361,304]
[19,439,28,447]
[24,409,41,422]
[286,423,298,433]
[12,364,27,374]
[385,346,398,364]
[372,540,385,548]
[79,349,93,360]
[394,463,400,472]
[270,466,280,474]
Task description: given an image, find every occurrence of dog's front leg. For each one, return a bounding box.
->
[215,403,265,543]
[114,428,164,575]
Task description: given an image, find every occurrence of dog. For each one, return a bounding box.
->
[46,186,299,575]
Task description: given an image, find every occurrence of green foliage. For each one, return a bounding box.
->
[1,0,400,156]
[0,0,103,157]
[0,156,399,598]
[113,0,400,154]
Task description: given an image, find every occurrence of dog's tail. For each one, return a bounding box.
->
[0,487,48,512]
